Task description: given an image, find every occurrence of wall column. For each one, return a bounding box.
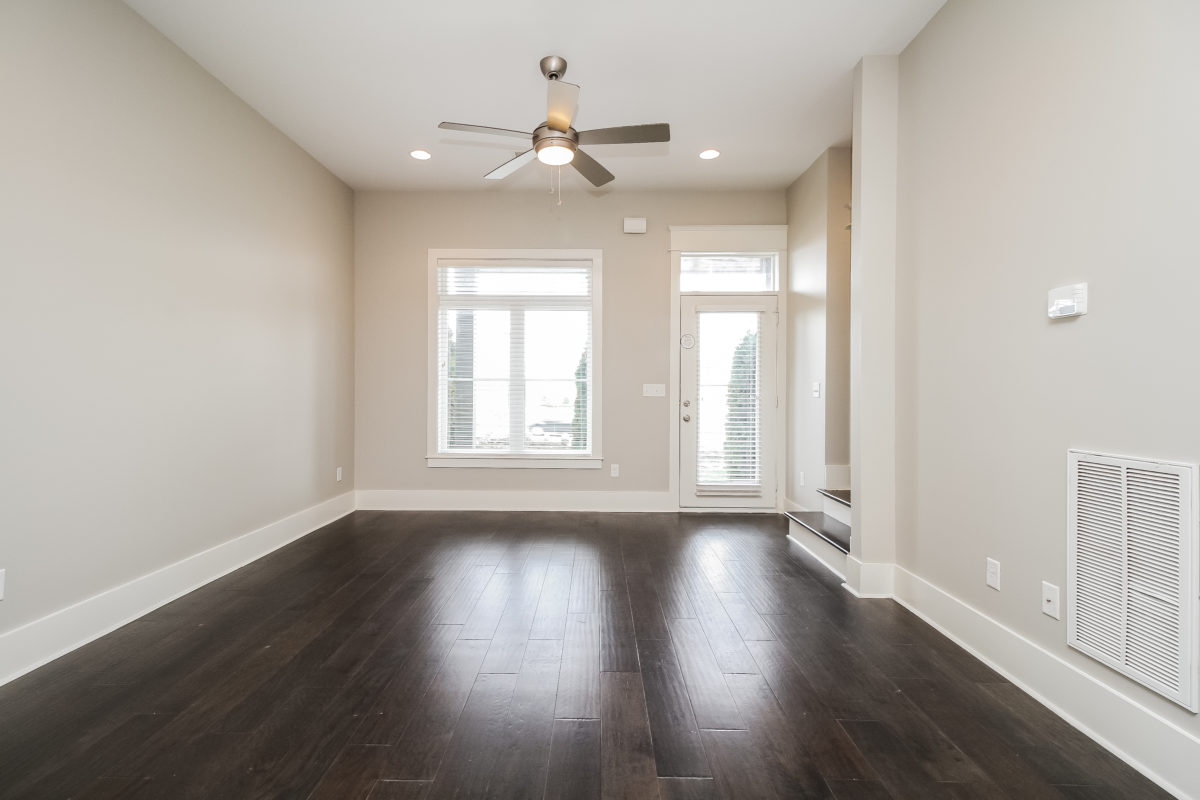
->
[847,55,899,596]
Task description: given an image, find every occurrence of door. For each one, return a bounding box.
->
[679,296,778,507]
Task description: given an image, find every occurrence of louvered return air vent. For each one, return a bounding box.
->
[1067,450,1199,711]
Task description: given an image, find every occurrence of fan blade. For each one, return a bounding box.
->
[571,148,614,187]
[484,149,537,180]
[577,123,670,146]
[439,122,531,139]
[546,80,580,132]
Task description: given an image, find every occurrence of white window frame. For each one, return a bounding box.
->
[425,248,603,469]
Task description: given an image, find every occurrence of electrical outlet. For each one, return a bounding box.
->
[1042,581,1060,619]
[336,466,343,482]
[0,569,6,601]
[610,463,620,478]
[986,558,1000,590]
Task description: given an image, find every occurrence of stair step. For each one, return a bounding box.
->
[784,511,851,554]
[816,488,851,507]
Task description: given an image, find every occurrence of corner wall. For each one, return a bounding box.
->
[0,0,355,670]
[785,149,852,510]
[895,0,1200,794]
[785,156,830,510]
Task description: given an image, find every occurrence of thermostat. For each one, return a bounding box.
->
[623,217,647,234]
[1048,283,1087,319]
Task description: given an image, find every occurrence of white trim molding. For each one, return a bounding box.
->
[842,555,895,598]
[787,550,1199,798]
[786,530,848,582]
[892,565,1199,800]
[667,225,789,512]
[426,457,602,469]
[0,491,355,688]
[426,248,603,467]
[357,489,674,513]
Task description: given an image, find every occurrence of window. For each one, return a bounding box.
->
[427,250,602,468]
[680,253,778,293]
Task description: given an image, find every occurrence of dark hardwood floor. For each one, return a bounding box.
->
[0,511,1168,799]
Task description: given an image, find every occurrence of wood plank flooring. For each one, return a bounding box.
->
[0,511,1169,799]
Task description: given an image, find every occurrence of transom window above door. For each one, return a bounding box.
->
[426,250,602,469]
[680,253,778,293]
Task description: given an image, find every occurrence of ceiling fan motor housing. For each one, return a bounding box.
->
[533,124,578,158]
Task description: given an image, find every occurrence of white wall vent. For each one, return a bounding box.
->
[1067,450,1199,711]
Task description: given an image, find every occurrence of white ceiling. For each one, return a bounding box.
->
[122,0,944,192]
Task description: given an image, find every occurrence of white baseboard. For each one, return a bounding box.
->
[843,555,894,598]
[892,565,1198,800]
[786,530,847,581]
[356,488,676,512]
[0,491,355,688]
[790,550,1197,798]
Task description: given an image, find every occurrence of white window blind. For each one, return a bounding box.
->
[695,311,762,493]
[433,258,598,461]
[680,253,777,293]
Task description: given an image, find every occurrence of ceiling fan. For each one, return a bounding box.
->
[439,56,670,187]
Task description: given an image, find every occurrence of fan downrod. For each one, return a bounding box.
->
[539,55,568,81]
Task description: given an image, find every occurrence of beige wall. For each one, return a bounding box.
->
[785,156,830,509]
[785,148,853,511]
[897,0,1200,735]
[0,0,355,633]
[355,190,785,494]
[823,149,852,471]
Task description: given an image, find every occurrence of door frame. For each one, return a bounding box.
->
[678,294,779,508]
[667,226,789,512]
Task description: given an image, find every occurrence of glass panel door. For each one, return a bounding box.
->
[679,296,777,507]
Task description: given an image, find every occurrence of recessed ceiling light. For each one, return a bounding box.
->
[410,149,432,160]
[699,149,721,160]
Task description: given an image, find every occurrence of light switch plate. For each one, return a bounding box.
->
[0,569,6,601]
[642,383,666,397]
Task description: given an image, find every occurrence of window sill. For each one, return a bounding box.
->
[426,456,603,470]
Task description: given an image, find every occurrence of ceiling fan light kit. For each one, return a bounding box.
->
[438,55,670,188]
[532,124,577,166]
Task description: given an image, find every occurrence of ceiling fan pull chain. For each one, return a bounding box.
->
[556,166,563,206]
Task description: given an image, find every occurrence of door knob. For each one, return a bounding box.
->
[682,414,691,422]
